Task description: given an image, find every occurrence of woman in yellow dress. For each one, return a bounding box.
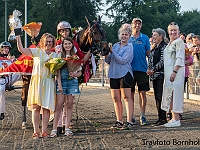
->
[16,33,58,139]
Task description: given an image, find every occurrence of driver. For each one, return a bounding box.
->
[0,41,21,120]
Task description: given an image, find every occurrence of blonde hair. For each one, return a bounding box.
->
[118,24,132,40]
[38,33,55,49]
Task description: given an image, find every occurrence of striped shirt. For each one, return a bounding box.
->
[148,41,167,80]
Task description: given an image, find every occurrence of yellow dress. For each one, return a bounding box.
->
[27,48,58,112]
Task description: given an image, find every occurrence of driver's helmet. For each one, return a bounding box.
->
[57,21,71,32]
[0,41,12,49]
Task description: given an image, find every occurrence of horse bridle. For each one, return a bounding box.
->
[89,23,109,56]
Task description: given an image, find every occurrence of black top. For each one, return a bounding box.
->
[148,40,167,80]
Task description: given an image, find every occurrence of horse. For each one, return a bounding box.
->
[74,16,110,83]
[76,16,109,56]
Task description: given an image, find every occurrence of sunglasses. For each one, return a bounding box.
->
[169,22,178,26]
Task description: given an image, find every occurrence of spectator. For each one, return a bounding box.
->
[16,33,58,139]
[161,22,185,127]
[129,17,151,125]
[147,28,168,127]
[105,24,134,130]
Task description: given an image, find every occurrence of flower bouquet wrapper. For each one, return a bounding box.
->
[44,58,66,78]
[64,55,84,79]
[22,22,42,38]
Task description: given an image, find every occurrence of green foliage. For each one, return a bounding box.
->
[1,0,200,55]
[0,0,101,57]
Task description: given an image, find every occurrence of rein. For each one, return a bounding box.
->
[89,23,106,54]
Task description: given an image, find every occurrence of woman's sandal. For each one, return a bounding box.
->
[32,132,40,139]
[42,132,50,138]
[50,130,57,138]
[64,128,73,136]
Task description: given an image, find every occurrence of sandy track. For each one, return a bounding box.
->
[0,86,200,150]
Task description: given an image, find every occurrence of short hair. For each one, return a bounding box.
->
[187,33,195,39]
[180,33,186,38]
[168,22,179,30]
[118,26,132,40]
[152,28,166,40]
[192,35,200,40]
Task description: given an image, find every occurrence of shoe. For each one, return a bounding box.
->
[50,130,57,138]
[132,118,137,125]
[0,113,5,120]
[64,128,73,136]
[42,132,49,138]
[153,120,167,127]
[154,119,160,125]
[164,118,181,127]
[111,121,123,129]
[140,116,148,125]
[32,132,40,139]
[121,122,134,130]
[57,127,63,134]
[166,113,172,121]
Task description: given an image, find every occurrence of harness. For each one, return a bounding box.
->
[89,23,109,56]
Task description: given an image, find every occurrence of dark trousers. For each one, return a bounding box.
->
[152,75,166,120]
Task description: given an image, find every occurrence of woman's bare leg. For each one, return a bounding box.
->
[31,104,41,133]
[110,89,122,121]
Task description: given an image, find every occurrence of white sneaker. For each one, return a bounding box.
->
[164,118,181,127]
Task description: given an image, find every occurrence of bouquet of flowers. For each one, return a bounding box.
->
[71,27,83,39]
[44,57,66,77]
[65,55,84,79]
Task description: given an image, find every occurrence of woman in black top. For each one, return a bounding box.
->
[147,28,167,126]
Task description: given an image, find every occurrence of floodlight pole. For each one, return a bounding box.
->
[4,0,8,41]
[25,0,28,48]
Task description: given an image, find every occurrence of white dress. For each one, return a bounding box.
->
[161,38,185,113]
[27,48,58,112]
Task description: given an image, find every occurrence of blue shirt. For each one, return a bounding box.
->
[105,42,133,79]
[129,33,150,72]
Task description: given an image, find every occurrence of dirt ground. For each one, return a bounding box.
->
[0,85,200,150]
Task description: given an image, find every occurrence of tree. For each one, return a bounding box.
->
[105,0,181,39]
[0,0,102,56]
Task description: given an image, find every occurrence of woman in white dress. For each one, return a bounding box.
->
[161,22,185,127]
[16,33,58,139]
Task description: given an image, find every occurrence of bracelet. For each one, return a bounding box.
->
[173,70,177,73]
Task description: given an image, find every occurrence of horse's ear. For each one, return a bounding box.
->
[85,16,90,27]
[85,16,93,27]
[97,15,101,25]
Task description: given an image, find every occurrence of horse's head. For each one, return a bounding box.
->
[77,16,109,56]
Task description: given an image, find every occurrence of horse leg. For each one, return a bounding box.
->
[22,106,26,129]
[21,75,31,129]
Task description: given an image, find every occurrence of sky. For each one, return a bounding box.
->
[179,0,200,12]
[100,0,200,22]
